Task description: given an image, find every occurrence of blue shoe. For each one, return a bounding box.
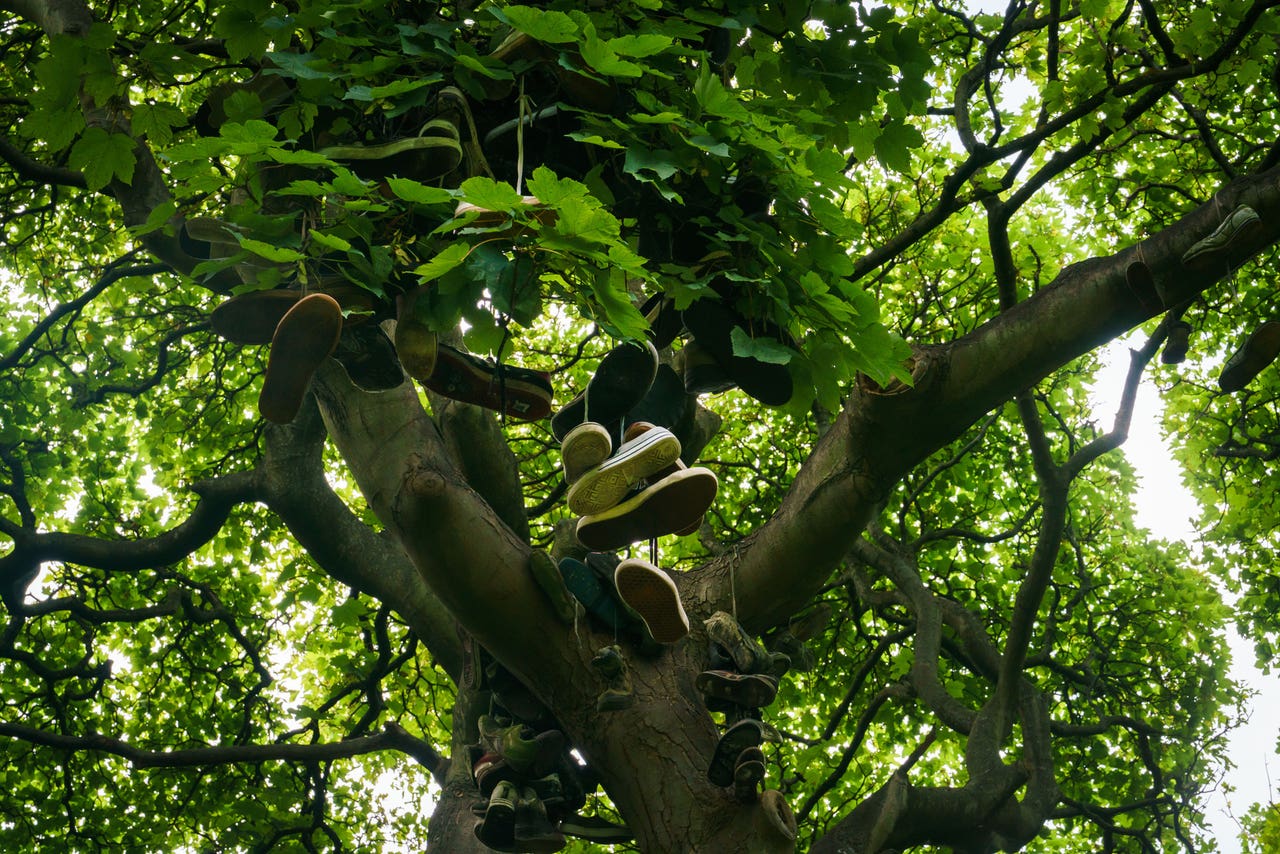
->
[558,557,624,631]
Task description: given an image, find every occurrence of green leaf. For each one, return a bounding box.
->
[413,242,471,283]
[264,51,333,80]
[386,177,455,205]
[580,32,643,78]
[692,65,749,119]
[493,7,579,43]
[129,201,178,238]
[344,77,440,102]
[236,237,303,262]
[608,34,673,58]
[458,177,525,212]
[131,102,186,147]
[68,128,137,190]
[874,120,924,173]
[623,147,680,181]
[20,107,85,152]
[566,132,626,149]
[730,327,792,364]
[307,230,352,252]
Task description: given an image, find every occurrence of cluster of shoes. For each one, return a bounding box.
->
[1125,204,1279,392]
[554,336,719,551]
[194,47,797,427]
[463,641,631,852]
[699,611,789,804]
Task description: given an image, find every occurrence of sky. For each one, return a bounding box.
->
[1091,335,1278,853]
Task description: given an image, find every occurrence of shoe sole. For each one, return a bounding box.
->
[695,670,778,708]
[1220,321,1280,392]
[212,287,374,345]
[258,293,343,423]
[613,559,689,644]
[733,748,766,803]
[575,467,718,551]
[332,326,405,391]
[424,344,553,421]
[704,610,772,674]
[561,422,612,484]
[551,340,659,441]
[708,719,766,787]
[567,428,681,515]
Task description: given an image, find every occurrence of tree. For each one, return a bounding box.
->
[1,0,1277,850]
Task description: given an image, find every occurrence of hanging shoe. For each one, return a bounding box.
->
[613,559,690,644]
[704,611,775,675]
[561,421,612,485]
[732,745,767,804]
[331,324,405,392]
[575,467,718,551]
[514,785,567,853]
[627,364,697,447]
[708,719,766,788]
[1160,320,1192,365]
[559,556,625,631]
[423,344,553,421]
[472,752,517,797]
[1181,204,1263,271]
[551,340,660,441]
[591,645,635,712]
[640,293,684,350]
[566,426,682,516]
[258,293,343,423]
[681,338,736,396]
[319,118,463,183]
[394,285,439,383]
[1219,321,1280,392]
[560,813,633,843]
[210,286,375,345]
[528,549,577,624]
[1125,260,1167,314]
[183,216,294,287]
[696,670,779,709]
[682,295,794,406]
[474,779,519,849]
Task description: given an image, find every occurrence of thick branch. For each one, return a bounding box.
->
[0,134,87,187]
[0,470,261,612]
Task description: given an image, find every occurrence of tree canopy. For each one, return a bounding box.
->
[1,0,1279,851]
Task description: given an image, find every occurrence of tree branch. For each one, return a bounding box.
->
[0,720,446,783]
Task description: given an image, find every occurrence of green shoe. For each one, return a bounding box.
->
[320,118,462,182]
[1181,204,1263,270]
[528,549,577,624]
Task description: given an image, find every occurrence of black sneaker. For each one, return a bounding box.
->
[551,340,659,441]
